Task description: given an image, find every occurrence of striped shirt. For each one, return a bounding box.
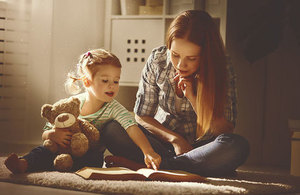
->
[44,93,137,131]
[134,46,237,144]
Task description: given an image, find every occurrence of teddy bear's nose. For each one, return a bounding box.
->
[57,114,69,122]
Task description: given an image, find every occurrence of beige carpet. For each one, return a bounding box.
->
[0,157,300,195]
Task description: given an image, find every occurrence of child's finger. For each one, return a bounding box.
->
[146,162,151,168]
[151,161,158,170]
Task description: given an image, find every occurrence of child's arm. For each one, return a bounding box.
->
[42,128,73,148]
[126,125,161,170]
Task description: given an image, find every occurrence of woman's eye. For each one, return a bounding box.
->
[102,80,108,83]
[114,81,119,84]
[188,57,196,61]
[172,52,179,58]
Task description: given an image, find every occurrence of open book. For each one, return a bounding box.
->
[76,167,207,182]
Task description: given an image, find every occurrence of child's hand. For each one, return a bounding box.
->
[49,128,73,148]
[144,151,161,170]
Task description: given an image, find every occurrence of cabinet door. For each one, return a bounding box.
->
[111,19,164,85]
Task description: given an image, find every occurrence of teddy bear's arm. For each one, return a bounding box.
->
[78,119,100,147]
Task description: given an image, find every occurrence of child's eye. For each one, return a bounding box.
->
[114,81,119,84]
[102,80,108,83]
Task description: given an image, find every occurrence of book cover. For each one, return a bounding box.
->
[76,167,207,182]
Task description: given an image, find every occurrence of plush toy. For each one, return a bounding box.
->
[41,97,100,171]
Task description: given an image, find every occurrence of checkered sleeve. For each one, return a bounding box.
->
[134,49,160,117]
[224,65,238,127]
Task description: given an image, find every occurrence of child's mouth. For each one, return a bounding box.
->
[105,92,114,97]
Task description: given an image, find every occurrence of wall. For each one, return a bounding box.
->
[49,0,105,102]
[226,0,300,167]
[0,0,106,153]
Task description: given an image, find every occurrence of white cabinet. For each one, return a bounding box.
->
[111,19,164,85]
[105,0,227,86]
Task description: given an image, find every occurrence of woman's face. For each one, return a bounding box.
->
[170,38,201,77]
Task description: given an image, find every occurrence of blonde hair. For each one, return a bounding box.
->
[65,49,121,94]
[166,10,227,139]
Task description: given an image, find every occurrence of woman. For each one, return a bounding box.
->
[102,10,249,177]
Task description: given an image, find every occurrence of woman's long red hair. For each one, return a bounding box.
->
[166,10,227,139]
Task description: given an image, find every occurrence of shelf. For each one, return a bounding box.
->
[111,15,177,19]
[111,15,164,19]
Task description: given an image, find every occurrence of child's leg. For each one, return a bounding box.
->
[4,153,28,174]
[71,147,104,171]
[102,121,175,161]
[101,121,145,163]
[5,146,56,174]
[105,155,146,171]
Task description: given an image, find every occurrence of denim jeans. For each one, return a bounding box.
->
[22,145,104,172]
[102,120,250,177]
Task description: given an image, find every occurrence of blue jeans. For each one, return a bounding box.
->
[102,120,250,177]
[22,146,104,172]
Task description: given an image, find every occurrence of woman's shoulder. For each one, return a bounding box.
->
[148,45,171,70]
[151,45,167,56]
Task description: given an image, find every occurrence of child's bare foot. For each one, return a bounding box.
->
[4,153,28,174]
[104,155,146,171]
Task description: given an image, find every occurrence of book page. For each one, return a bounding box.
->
[136,168,207,182]
[137,168,198,177]
[76,167,146,180]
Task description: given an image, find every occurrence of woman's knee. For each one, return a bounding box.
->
[217,133,250,165]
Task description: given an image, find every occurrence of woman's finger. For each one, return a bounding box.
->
[173,73,180,82]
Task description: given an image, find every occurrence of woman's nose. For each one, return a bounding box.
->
[177,58,186,69]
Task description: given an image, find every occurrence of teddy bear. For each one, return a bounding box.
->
[41,97,100,171]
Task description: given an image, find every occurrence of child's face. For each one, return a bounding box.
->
[88,64,121,102]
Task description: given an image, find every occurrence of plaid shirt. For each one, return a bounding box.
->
[134,46,237,144]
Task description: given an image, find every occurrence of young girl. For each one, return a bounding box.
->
[5,49,161,174]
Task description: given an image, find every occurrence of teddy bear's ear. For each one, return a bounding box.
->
[70,97,81,109]
[41,104,53,119]
[71,97,81,106]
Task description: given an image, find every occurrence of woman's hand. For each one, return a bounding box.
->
[171,135,193,155]
[48,128,73,148]
[144,151,161,170]
[174,74,197,102]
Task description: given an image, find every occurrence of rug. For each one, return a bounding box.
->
[0,157,300,195]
